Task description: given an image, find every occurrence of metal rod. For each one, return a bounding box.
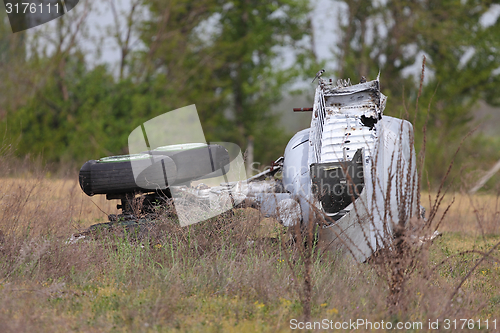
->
[469,158,500,194]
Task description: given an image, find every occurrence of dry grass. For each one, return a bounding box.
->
[0,177,119,238]
[0,174,499,332]
[428,191,500,235]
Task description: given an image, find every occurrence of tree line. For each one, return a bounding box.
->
[1,0,499,187]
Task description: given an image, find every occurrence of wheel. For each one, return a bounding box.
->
[79,144,230,196]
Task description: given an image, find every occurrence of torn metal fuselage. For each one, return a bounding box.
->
[242,77,419,261]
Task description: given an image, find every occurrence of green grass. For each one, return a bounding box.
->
[1,226,499,332]
[0,177,499,332]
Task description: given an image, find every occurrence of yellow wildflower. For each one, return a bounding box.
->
[327,308,339,315]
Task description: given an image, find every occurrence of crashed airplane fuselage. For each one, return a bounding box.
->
[246,77,419,261]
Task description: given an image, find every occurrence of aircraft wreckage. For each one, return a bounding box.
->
[78,76,420,262]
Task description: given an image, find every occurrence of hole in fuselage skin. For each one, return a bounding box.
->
[360,115,378,129]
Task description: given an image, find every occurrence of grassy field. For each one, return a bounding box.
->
[0,176,499,332]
